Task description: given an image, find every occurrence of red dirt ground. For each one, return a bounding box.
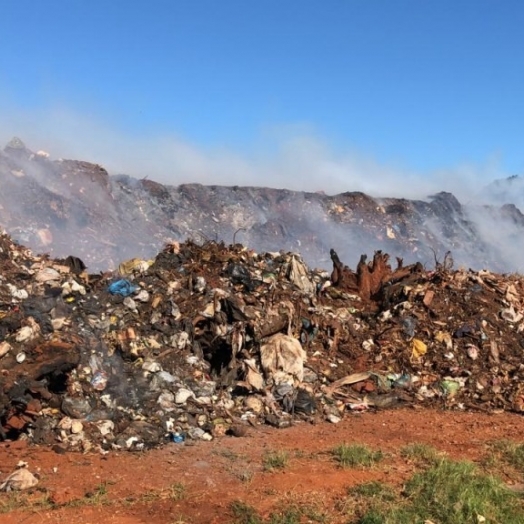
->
[2,408,524,524]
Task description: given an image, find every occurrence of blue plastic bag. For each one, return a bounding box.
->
[108,279,139,297]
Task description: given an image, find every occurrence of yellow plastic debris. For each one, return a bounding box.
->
[411,338,427,360]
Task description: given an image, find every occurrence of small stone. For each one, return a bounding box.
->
[467,344,479,360]
[327,414,341,424]
[193,276,206,293]
[362,339,375,351]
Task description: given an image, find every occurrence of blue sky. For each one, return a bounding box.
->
[1,1,523,194]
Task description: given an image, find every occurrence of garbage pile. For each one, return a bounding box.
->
[1,228,524,453]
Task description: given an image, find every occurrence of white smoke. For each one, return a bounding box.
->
[0,104,504,200]
[1,103,523,273]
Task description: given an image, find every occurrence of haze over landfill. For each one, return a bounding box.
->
[2,2,524,273]
[1,136,524,275]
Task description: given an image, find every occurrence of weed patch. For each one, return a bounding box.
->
[230,500,262,524]
[0,488,53,514]
[263,450,289,471]
[268,507,301,524]
[400,443,441,465]
[332,444,383,468]
[490,440,524,473]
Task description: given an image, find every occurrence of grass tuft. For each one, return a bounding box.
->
[332,444,383,468]
[490,440,524,473]
[400,443,441,465]
[268,501,329,523]
[0,488,53,514]
[349,481,397,502]
[341,481,399,521]
[263,450,289,471]
[268,507,301,524]
[136,482,186,504]
[166,482,186,501]
[78,481,112,506]
[230,500,262,524]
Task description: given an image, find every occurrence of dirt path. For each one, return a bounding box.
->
[2,408,524,524]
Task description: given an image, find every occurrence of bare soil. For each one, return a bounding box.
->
[2,408,524,523]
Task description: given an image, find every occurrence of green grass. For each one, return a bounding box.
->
[215,449,247,462]
[349,481,397,502]
[84,482,110,503]
[166,482,186,501]
[230,499,329,524]
[0,488,53,514]
[269,502,329,523]
[332,444,384,468]
[0,481,116,513]
[268,507,301,524]
[490,440,524,473]
[230,500,262,524]
[263,450,289,471]
[355,458,524,524]
[64,481,113,508]
[76,480,185,509]
[400,443,441,465]
[135,482,186,504]
[341,481,399,520]
[235,468,255,484]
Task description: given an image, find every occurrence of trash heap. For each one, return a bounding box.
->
[1,229,524,453]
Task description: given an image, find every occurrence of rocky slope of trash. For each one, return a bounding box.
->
[1,229,524,453]
[1,137,523,273]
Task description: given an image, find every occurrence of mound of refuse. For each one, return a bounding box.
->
[1,229,524,452]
